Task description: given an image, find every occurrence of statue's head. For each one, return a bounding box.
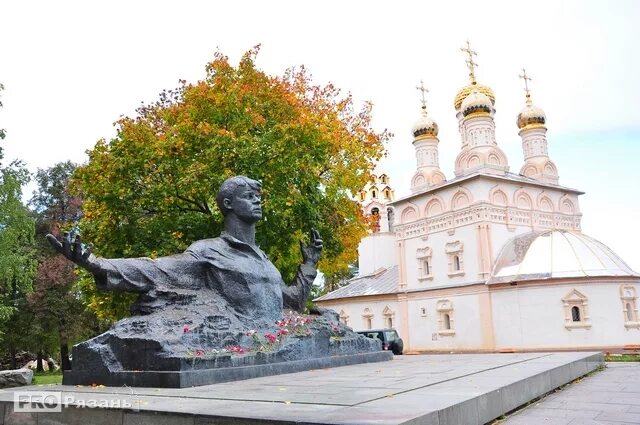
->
[216,176,262,222]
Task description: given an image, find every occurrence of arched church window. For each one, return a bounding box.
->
[369,207,380,233]
[362,308,374,330]
[384,189,391,200]
[371,189,377,199]
[445,241,465,277]
[571,306,581,322]
[443,314,451,330]
[382,306,395,329]
[416,247,433,281]
[436,300,454,336]
[562,289,591,329]
[620,285,639,328]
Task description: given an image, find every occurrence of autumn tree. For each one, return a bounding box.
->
[74,47,388,320]
[29,161,92,370]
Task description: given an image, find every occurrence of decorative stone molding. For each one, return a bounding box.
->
[393,202,582,240]
[401,206,419,224]
[537,192,554,213]
[382,305,395,328]
[620,285,640,329]
[436,299,455,336]
[339,310,350,326]
[514,188,533,210]
[425,197,445,217]
[490,185,509,206]
[450,188,473,211]
[562,289,591,330]
[445,241,465,277]
[362,308,374,330]
[559,194,575,214]
[416,246,433,281]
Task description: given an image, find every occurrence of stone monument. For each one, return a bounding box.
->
[48,176,390,387]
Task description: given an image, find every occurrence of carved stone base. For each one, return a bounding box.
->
[64,308,389,388]
[63,351,393,388]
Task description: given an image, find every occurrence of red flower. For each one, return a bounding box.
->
[277,328,289,337]
[265,333,278,343]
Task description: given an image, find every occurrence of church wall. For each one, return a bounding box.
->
[357,232,397,276]
[317,298,401,334]
[402,223,480,291]
[405,292,485,351]
[491,281,640,349]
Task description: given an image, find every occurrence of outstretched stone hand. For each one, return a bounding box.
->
[300,228,323,266]
[46,232,101,274]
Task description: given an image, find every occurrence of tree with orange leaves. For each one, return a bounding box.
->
[73,46,389,320]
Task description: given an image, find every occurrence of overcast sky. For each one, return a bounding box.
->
[1,0,639,271]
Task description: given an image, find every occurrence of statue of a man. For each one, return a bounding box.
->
[47,176,322,322]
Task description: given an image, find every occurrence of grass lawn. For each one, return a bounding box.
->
[604,354,640,362]
[32,371,63,385]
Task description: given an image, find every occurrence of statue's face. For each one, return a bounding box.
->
[228,185,262,223]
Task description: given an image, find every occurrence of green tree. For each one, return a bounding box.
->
[74,47,388,321]
[0,161,37,367]
[29,161,95,370]
[0,83,6,142]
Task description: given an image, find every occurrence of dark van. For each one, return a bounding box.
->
[356,329,404,355]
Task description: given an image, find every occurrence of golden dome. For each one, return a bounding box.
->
[517,103,546,130]
[412,113,439,138]
[461,90,492,118]
[454,83,495,110]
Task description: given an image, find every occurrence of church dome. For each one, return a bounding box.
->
[412,114,439,138]
[488,230,638,284]
[461,90,492,117]
[517,103,546,130]
[454,83,495,110]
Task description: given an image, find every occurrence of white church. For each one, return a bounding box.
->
[315,44,640,353]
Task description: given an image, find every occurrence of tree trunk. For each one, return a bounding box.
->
[36,350,44,372]
[60,341,71,370]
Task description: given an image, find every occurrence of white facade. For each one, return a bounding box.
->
[315,51,640,353]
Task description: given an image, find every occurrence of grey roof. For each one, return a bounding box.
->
[488,230,639,284]
[389,171,584,205]
[314,266,399,301]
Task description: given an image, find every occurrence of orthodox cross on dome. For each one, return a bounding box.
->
[519,68,533,105]
[416,80,429,114]
[460,40,478,84]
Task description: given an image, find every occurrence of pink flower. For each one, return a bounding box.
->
[277,328,289,337]
[194,349,205,357]
[265,333,278,343]
[226,345,246,354]
[183,325,190,333]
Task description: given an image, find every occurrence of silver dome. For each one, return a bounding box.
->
[488,230,638,284]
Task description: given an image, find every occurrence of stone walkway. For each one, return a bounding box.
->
[498,362,640,425]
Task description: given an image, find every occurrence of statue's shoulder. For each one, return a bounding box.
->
[185,237,226,255]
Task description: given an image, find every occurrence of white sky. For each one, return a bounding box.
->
[1,0,639,271]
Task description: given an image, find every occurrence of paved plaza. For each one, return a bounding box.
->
[499,362,640,425]
[0,352,601,425]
